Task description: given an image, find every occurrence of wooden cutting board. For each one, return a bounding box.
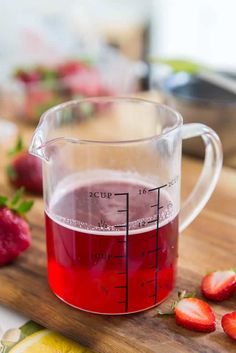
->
[0,100,236,353]
[1,145,236,353]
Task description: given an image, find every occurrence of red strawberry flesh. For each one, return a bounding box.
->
[175,298,216,332]
[0,207,31,265]
[201,270,236,301]
[222,312,236,340]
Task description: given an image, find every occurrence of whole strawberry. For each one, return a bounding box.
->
[0,189,33,266]
[7,137,43,194]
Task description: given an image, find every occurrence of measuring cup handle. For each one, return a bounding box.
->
[179,123,223,233]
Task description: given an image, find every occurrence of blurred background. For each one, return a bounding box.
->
[0,0,235,165]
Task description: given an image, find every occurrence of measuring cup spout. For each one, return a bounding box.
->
[29,105,69,161]
[28,125,48,161]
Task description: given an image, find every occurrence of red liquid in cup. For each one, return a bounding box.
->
[45,178,178,314]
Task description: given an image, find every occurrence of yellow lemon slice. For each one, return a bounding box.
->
[9,329,91,353]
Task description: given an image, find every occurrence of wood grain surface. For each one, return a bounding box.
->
[0,108,236,353]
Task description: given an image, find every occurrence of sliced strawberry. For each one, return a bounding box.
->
[201,270,236,301]
[222,312,236,340]
[174,297,216,332]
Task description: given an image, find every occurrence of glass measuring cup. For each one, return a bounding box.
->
[29,97,222,314]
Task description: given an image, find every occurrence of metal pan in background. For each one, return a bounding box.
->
[159,72,236,159]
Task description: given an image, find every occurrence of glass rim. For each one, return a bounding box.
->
[39,96,183,145]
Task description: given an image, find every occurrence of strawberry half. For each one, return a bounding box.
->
[0,189,34,266]
[156,291,216,333]
[222,312,236,340]
[201,270,236,301]
[174,297,216,332]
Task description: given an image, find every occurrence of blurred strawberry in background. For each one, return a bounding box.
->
[14,59,114,124]
[6,137,43,195]
[57,60,86,77]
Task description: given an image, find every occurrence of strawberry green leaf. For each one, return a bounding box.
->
[8,136,24,157]
[155,309,174,317]
[41,68,58,82]
[6,164,18,179]
[17,200,34,214]
[0,189,34,216]
[171,301,178,310]
[0,195,8,207]
[80,57,93,66]
[11,187,25,205]
[178,290,196,300]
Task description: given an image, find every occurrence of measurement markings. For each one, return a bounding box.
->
[148,207,163,224]
[147,219,158,224]
[116,272,126,275]
[148,184,167,304]
[114,255,126,258]
[148,185,167,192]
[114,285,127,289]
[147,247,161,254]
[114,192,129,312]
